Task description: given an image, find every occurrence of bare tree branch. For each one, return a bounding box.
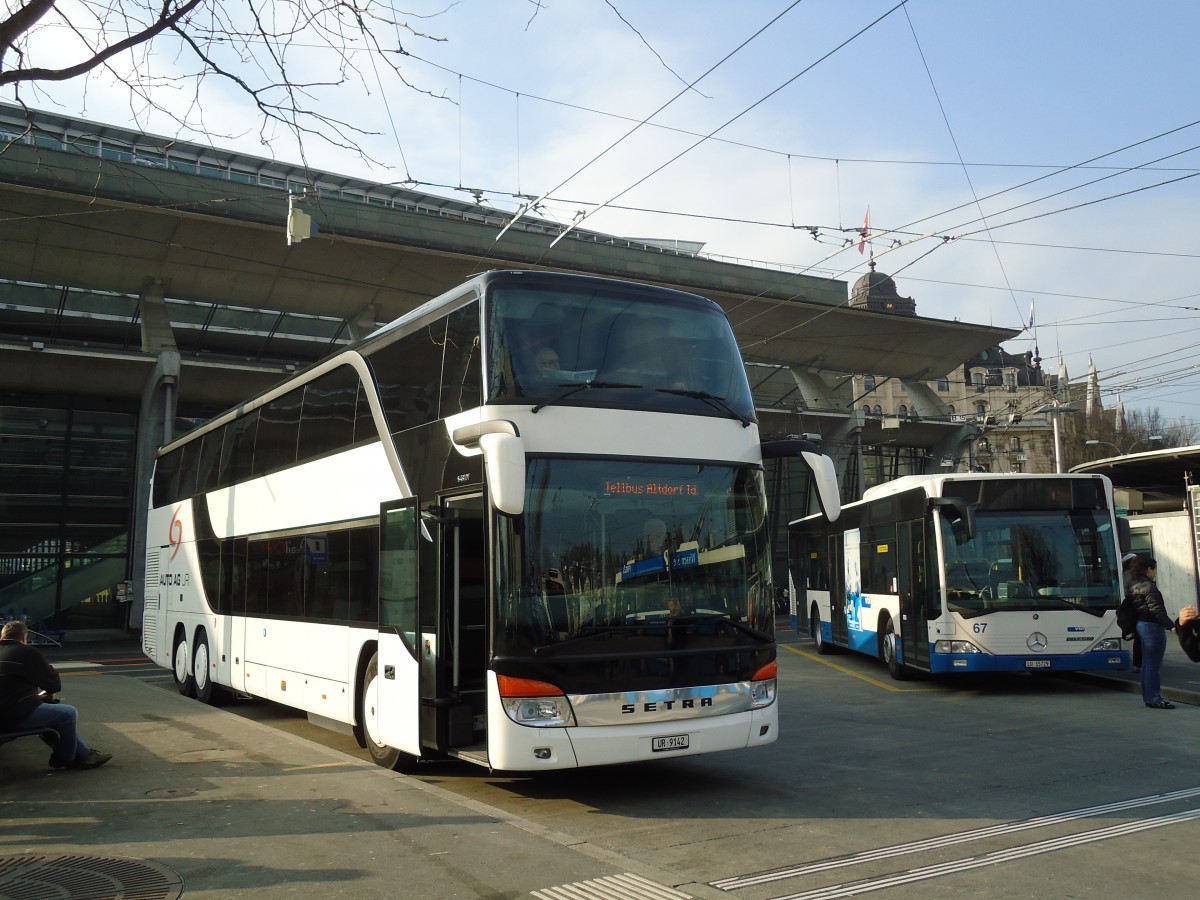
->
[0,1,453,164]
[0,0,205,87]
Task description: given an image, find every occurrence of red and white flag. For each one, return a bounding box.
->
[858,207,870,255]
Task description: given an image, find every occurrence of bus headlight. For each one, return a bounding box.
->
[934,640,982,654]
[1092,639,1122,652]
[497,675,576,727]
[751,661,777,709]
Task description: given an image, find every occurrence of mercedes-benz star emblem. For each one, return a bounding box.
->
[1027,632,1048,652]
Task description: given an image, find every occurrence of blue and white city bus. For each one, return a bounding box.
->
[143,270,840,771]
[790,473,1129,679]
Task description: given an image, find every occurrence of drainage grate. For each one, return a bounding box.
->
[0,854,183,900]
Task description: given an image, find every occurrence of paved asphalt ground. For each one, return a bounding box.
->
[0,633,1196,899]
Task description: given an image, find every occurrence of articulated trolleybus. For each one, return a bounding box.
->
[144,271,840,771]
[790,473,1129,679]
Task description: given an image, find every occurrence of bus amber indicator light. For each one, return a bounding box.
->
[752,661,777,681]
[498,675,565,698]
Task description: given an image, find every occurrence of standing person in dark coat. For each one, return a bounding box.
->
[0,620,112,769]
[1127,555,1185,709]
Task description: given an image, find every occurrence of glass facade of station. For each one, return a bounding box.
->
[0,397,137,634]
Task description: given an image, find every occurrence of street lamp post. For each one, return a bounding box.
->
[1036,402,1079,474]
[1086,435,1163,455]
[1128,435,1164,453]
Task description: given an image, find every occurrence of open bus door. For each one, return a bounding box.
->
[419,493,488,762]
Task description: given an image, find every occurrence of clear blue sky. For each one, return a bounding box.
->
[12,0,1200,424]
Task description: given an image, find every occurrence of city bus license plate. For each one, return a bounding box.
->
[1025,660,1051,668]
[652,734,689,752]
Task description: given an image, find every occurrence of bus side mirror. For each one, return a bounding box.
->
[1116,515,1131,555]
[479,432,525,516]
[761,438,841,522]
[801,450,841,522]
[931,497,975,541]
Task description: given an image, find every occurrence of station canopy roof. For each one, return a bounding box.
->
[0,102,1018,394]
[1071,445,1200,508]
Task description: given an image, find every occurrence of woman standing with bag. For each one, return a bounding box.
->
[1128,555,1185,709]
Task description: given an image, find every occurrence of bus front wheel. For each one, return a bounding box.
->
[881,617,908,681]
[172,630,195,697]
[362,652,406,771]
[810,604,833,655]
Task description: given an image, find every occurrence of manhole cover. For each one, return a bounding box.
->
[0,854,183,900]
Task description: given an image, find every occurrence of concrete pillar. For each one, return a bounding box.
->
[129,280,178,635]
[900,380,954,419]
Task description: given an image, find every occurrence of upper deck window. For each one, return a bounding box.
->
[485,276,754,422]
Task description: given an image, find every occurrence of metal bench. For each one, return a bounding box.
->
[0,726,60,749]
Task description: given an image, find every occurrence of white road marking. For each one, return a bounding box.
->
[772,807,1200,900]
[533,872,693,899]
[712,786,1200,891]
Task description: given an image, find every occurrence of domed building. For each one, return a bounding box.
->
[849,260,917,316]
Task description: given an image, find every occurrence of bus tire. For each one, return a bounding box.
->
[362,651,407,771]
[192,630,230,706]
[172,629,195,697]
[881,617,908,681]
[810,604,833,655]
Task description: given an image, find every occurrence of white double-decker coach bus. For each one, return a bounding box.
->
[144,270,840,771]
[790,473,1129,680]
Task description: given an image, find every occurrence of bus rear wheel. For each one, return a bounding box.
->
[362,652,406,771]
[810,604,833,655]
[192,631,230,705]
[172,630,195,697]
[881,617,908,681]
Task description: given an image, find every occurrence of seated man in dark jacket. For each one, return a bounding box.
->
[0,620,112,770]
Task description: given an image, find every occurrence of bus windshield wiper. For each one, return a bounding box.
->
[531,624,641,654]
[656,388,752,427]
[668,613,773,642]
[532,381,641,413]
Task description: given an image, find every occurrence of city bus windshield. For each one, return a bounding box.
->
[485,276,755,422]
[939,502,1120,617]
[495,458,774,656]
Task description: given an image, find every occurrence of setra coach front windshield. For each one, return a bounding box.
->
[494,458,775,688]
[485,274,754,422]
[939,477,1121,617]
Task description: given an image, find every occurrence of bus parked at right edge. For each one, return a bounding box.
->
[790,473,1129,679]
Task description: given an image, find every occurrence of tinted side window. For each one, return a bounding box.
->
[222,538,247,615]
[441,303,482,417]
[353,382,378,444]
[369,321,446,434]
[253,391,302,476]
[153,449,181,508]
[267,538,305,617]
[347,527,379,623]
[220,410,259,487]
[298,366,359,462]
[246,539,269,616]
[863,524,898,594]
[303,531,350,620]
[173,441,198,503]
[195,429,225,494]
